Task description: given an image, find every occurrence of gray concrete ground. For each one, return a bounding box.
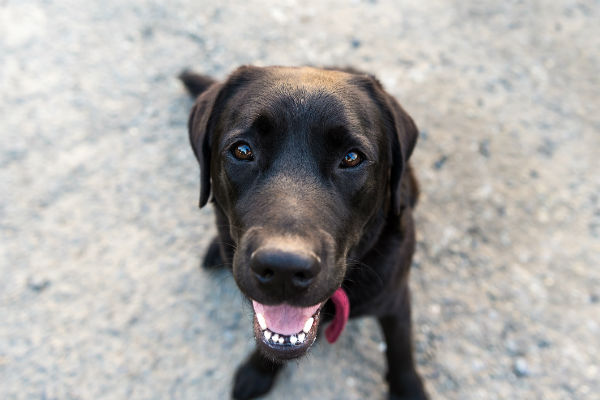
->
[1,0,599,399]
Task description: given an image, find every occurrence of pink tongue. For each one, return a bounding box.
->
[252,301,321,336]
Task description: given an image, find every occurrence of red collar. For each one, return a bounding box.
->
[325,288,350,343]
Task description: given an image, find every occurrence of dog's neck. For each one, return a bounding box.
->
[341,181,416,316]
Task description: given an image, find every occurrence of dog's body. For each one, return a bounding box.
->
[181,66,427,399]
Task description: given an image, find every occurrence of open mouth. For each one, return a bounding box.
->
[252,300,323,359]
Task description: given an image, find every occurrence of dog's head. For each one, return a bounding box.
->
[186,66,417,360]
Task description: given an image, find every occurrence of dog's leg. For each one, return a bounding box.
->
[232,349,284,400]
[378,287,428,400]
[201,236,224,268]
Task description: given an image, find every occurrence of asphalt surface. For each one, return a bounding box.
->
[1,0,599,399]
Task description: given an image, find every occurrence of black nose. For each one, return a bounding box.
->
[250,248,321,294]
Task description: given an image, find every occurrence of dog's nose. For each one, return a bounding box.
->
[250,248,321,294]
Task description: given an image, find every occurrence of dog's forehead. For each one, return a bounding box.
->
[224,67,376,132]
[265,66,353,91]
[256,67,361,106]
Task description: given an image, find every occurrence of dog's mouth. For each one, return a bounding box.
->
[252,300,323,360]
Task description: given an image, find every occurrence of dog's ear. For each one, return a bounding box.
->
[383,90,418,215]
[184,66,263,208]
[353,75,418,215]
[187,82,223,208]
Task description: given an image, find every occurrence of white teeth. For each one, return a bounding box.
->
[303,317,314,333]
[256,313,267,331]
[261,317,315,345]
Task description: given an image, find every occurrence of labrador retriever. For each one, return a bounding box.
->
[180,66,427,400]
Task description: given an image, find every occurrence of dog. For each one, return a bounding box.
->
[180,66,427,400]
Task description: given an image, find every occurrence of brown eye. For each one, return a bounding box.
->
[340,151,363,168]
[232,142,254,161]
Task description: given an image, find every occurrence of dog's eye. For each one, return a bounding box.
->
[340,151,363,168]
[232,142,254,161]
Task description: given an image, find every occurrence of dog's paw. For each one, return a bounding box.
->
[389,393,428,400]
[232,360,278,400]
[388,371,428,400]
[202,237,223,269]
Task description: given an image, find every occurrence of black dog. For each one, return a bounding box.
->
[180,66,427,400]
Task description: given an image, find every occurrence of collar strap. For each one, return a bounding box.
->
[325,287,350,343]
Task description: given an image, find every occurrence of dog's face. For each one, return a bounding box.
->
[188,66,417,360]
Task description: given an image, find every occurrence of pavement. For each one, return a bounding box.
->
[1,0,599,399]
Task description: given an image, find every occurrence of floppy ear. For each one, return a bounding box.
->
[186,66,264,208]
[356,75,418,215]
[186,66,265,208]
[187,82,223,208]
[383,91,419,215]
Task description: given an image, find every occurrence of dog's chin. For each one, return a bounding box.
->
[251,300,323,361]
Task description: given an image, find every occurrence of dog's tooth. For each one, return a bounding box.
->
[256,313,267,331]
[272,334,280,343]
[290,335,297,345]
[298,332,305,343]
[263,330,272,340]
[303,317,314,333]
[278,336,284,344]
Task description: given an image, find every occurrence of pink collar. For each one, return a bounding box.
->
[325,287,350,343]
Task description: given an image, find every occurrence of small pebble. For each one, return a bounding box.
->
[513,358,529,377]
[27,278,50,293]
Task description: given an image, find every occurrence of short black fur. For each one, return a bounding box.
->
[180,66,427,400]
